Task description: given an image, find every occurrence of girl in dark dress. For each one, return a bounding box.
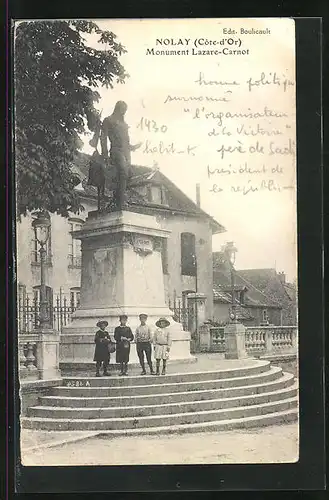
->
[114,314,134,376]
[93,320,111,377]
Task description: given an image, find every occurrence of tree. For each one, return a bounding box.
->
[15,20,128,217]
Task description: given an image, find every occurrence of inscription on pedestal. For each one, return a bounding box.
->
[133,235,153,255]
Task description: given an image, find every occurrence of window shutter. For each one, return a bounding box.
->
[181,233,196,276]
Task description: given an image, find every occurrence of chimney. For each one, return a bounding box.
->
[278,272,286,283]
[196,183,201,207]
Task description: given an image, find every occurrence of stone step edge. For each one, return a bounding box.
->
[21,409,299,446]
[62,360,270,381]
[40,372,295,403]
[32,383,298,413]
[52,366,283,392]
[95,408,299,437]
[22,397,298,424]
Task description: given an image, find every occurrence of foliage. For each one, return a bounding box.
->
[15,20,128,217]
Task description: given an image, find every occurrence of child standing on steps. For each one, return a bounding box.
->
[114,314,134,376]
[153,318,172,375]
[93,320,111,377]
[135,313,155,375]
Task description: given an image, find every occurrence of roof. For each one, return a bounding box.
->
[237,268,294,304]
[237,268,278,292]
[213,251,296,309]
[72,152,225,234]
[213,268,282,308]
[283,283,297,301]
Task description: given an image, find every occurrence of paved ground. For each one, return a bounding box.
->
[21,423,299,465]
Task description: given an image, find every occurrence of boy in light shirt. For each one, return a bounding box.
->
[135,313,155,375]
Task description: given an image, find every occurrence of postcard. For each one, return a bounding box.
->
[15,18,298,467]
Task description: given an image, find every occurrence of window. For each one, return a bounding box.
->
[181,232,196,276]
[161,239,168,274]
[70,287,81,309]
[147,185,153,202]
[151,186,162,204]
[68,220,83,268]
[262,309,268,322]
[146,185,169,205]
[31,224,52,264]
[160,186,168,205]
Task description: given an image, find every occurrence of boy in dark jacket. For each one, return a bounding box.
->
[114,314,134,376]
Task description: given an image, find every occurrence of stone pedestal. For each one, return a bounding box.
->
[187,293,207,333]
[36,329,61,379]
[224,322,248,359]
[60,210,193,369]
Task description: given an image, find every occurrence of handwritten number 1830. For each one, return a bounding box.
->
[137,117,168,133]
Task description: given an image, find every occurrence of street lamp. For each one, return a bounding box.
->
[224,242,238,323]
[192,252,198,344]
[32,210,51,328]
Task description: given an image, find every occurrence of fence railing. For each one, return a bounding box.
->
[210,327,225,352]
[18,293,77,334]
[19,333,39,380]
[245,326,297,356]
[168,296,189,331]
[206,324,297,356]
[19,292,189,335]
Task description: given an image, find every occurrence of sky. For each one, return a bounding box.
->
[81,18,297,282]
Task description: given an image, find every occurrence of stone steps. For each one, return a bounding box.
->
[21,360,298,433]
[81,408,299,436]
[93,408,298,436]
[49,366,283,398]
[28,383,298,419]
[39,372,295,408]
[21,397,298,431]
[61,360,270,386]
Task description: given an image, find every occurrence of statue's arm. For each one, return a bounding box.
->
[129,141,142,152]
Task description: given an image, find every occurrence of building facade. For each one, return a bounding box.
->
[17,153,225,332]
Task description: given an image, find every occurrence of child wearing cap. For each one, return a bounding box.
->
[153,317,172,375]
[114,314,134,376]
[135,313,154,375]
[93,320,111,377]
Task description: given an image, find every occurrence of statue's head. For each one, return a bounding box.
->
[113,100,128,118]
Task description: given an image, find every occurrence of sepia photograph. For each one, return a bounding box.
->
[15,18,298,467]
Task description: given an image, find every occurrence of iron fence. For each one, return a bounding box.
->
[168,295,189,331]
[18,292,77,334]
[19,291,191,334]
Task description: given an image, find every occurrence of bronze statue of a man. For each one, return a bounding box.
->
[100,101,141,209]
